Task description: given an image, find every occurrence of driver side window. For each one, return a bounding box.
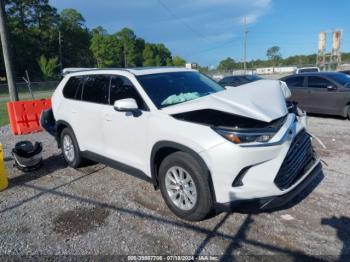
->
[109,75,147,110]
[307,76,332,88]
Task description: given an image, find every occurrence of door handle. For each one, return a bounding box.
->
[72,110,77,114]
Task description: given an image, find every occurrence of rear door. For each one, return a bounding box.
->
[77,74,110,154]
[284,76,308,109]
[305,76,342,115]
[60,75,84,140]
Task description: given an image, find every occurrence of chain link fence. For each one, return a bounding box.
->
[0,80,59,101]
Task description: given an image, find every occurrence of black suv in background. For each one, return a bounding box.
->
[281,72,350,118]
[219,75,262,87]
[339,70,350,76]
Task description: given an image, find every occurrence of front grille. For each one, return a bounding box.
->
[274,129,314,190]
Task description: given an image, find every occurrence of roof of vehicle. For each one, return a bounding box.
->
[282,72,346,78]
[63,67,196,76]
[219,74,261,80]
[297,67,320,69]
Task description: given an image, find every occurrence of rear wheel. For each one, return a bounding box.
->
[60,128,82,168]
[159,151,213,221]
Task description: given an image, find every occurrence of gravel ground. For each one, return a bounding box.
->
[0,116,349,261]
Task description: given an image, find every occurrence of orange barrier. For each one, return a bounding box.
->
[6,99,51,135]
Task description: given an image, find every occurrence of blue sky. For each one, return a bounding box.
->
[49,0,350,67]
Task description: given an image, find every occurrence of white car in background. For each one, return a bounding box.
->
[295,67,320,74]
[41,67,323,221]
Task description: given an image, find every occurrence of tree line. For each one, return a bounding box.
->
[218,45,350,71]
[1,1,348,80]
[0,0,187,80]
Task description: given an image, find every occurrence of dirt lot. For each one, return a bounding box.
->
[0,116,349,261]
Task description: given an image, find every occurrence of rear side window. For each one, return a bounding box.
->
[110,75,146,110]
[82,75,110,104]
[285,76,304,88]
[63,76,84,99]
[307,76,332,88]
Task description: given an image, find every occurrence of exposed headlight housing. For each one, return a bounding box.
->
[214,128,274,144]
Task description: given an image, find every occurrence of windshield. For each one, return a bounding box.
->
[137,71,225,108]
[327,73,350,87]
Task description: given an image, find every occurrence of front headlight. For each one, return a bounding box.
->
[213,128,274,144]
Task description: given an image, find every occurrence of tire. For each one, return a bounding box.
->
[60,128,82,168]
[348,106,350,120]
[158,151,213,221]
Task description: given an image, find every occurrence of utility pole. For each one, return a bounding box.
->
[58,30,63,73]
[243,17,249,74]
[0,0,18,101]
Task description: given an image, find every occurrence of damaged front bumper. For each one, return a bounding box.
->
[200,112,323,208]
[216,161,323,212]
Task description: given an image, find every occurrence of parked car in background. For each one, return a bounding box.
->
[218,74,263,87]
[42,67,322,221]
[212,74,224,81]
[295,67,320,74]
[339,70,350,76]
[281,72,350,118]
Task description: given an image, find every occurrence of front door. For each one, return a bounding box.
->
[101,75,150,172]
[305,76,342,115]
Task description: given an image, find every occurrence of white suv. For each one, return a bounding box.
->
[41,67,322,221]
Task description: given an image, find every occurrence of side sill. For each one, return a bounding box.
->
[81,151,153,184]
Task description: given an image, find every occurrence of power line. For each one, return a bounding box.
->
[185,37,242,58]
[157,0,211,43]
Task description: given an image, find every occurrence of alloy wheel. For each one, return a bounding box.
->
[63,134,75,162]
[165,166,197,210]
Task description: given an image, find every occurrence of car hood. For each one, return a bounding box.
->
[161,80,288,122]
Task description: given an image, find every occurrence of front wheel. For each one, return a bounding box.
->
[159,151,213,221]
[60,128,82,168]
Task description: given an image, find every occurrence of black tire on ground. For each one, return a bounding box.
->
[60,128,82,168]
[158,151,214,221]
[348,106,350,119]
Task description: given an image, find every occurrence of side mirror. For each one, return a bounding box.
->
[113,98,139,112]
[280,80,292,99]
[327,85,337,91]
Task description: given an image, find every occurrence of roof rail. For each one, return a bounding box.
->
[61,67,136,76]
[62,68,97,75]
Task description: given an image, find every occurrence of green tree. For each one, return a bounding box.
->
[166,57,173,66]
[142,43,157,66]
[155,44,172,66]
[218,57,237,71]
[4,0,59,77]
[59,8,93,68]
[38,55,59,79]
[0,1,187,78]
[266,46,282,66]
[142,43,172,66]
[90,27,123,68]
[116,28,144,67]
[172,56,186,67]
